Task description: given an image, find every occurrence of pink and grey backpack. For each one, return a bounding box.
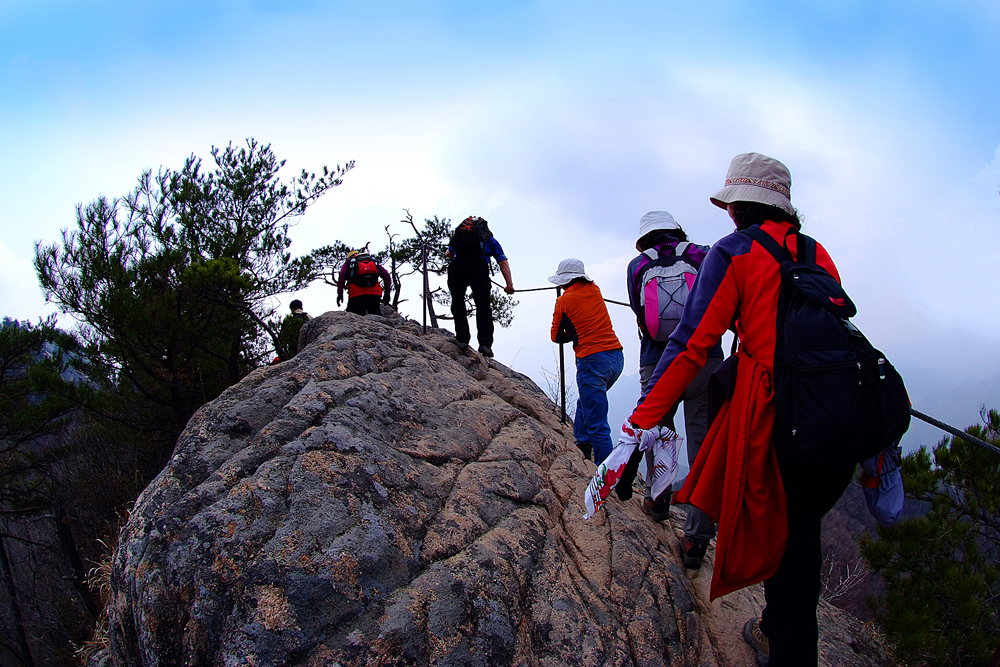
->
[634,243,699,342]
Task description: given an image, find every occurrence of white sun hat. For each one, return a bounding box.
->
[637,210,681,240]
[548,258,591,286]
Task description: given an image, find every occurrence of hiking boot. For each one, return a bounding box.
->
[642,496,671,522]
[742,617,769,667]
[682,537,709,570]
[449,337,469,351]
[576,442,593,461]
[478,345,494,358]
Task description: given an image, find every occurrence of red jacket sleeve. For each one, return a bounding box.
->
[337,262,349,299]
[378,264,392,293]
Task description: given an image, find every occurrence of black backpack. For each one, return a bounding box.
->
[450,216,493,258]
[347,252,379,287]
[742,226,910,469]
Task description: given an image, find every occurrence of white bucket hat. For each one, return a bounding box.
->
[548,258,590,286]
[710,152,794,216]
[637,211,680,240]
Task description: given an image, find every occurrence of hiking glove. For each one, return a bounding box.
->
[337,294,343,307]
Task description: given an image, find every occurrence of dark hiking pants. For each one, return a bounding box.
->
[346,295,382,316]
[447,258,493,348]
[761,461,854,667]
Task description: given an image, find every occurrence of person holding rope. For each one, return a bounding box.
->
[445,216,515,358]
[549,258,624,464]
[626,210,723,567]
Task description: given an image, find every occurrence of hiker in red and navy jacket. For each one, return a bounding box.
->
[626,210,723,568]
[627,153,851,667]
[337,249,392,316]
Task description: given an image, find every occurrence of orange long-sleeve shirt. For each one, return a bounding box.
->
[550,281,622,359]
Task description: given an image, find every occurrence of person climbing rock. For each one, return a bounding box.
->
[626,210,722,563]
[276,299,311,361]
[337,248,392,316]
[628,153,854,667]
[549,258,624,465]
[445,216,514,358]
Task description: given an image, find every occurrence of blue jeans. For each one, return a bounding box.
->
[573,348,624,464]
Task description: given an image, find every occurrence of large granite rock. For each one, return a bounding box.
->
[102,311,711,666]
[99,310,893,666]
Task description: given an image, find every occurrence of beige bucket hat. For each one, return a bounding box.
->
[710,152,794,216]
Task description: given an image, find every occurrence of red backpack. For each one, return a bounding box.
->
[347,252,379,287]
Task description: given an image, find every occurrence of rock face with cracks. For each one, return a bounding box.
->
[98,310,892,667]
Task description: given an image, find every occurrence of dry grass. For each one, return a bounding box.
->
[72,503,130,667]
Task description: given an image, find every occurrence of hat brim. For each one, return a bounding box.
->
[548,272,590,286]
[710,183,794,216]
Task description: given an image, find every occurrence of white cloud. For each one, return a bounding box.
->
[4,1,1000,410]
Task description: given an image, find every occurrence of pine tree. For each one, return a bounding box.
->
[861,409,1000,666]
[0,318,78,667]
[35,139,352,439]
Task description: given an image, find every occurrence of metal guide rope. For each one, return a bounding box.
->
[910,408,1000,457]
[489,278,631,307]
[488,281,1000,457]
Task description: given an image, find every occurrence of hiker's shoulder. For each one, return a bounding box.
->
[708,229,755,258]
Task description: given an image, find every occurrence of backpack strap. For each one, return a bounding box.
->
[743,226,816,265]
[743,226,791,263]
[793,230,816,264]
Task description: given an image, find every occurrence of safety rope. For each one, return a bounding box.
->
[489,278,631,307]
[486,279,1000,460]
[910,408,1000,458]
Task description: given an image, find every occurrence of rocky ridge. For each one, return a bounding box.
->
[95,309,891,666]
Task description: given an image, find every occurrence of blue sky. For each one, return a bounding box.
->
[3,1,1000,452]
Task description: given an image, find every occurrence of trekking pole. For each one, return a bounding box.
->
[910,408,1000,457]
[422,244,428,334]
[557,285,566,424]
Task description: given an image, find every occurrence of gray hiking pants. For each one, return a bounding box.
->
[639,356,722,542]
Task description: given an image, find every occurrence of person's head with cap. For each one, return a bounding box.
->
[289,299,303,312]
[635,211,689,252]
[548,258,591,287]
[710,152,801,230]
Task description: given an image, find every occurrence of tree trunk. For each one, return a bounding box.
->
[0,530,34,667]
[424,260,439,329]
[54,499,100,621]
